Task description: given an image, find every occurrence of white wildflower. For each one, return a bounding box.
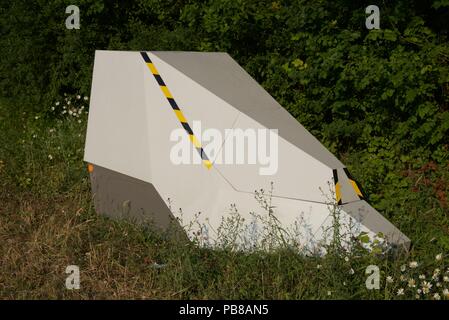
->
[422,281,432,294]
[433,269,441,280]
[344,257,349,262]
[443,289,449,297]
[48,155,53,160]
[51,107,55,111]
[327,291,331,296]
[349,268,355,275]
[316,264,322,269]
[419,274,426,280]
[408,279,416,288]
[397,288,404,296]
[409,261,418,269]
[84,96,88,101]
[400,265,406,272]
[386,276,394,283]
[434,293,441,300]
[55,101,60,106]
[436,253,443,261]
[443,276,449,282]
[76,95,81,99]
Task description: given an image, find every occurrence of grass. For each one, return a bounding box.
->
[0,96,448,300]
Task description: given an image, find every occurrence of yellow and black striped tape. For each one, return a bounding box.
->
[140,52,212,169]
[333,168,366,205]
[343,168,365,200]
[332,169,342,205]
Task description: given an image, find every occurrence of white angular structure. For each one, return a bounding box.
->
[84,50,410,251]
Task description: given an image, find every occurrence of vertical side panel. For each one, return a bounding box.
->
[90,164,187,239]
[84,50,152,182]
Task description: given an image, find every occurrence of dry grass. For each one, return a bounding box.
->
[0,187,161,299]
[1,99,448,300]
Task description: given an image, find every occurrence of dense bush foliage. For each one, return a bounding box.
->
[1,0,448,160]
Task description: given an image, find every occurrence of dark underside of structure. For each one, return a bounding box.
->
[89,164,187,241]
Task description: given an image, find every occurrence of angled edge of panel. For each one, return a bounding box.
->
[88,163,188,242]
[151,51,344,169]
[341,200,411,250]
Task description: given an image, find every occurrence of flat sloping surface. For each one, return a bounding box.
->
[152,51,343,169]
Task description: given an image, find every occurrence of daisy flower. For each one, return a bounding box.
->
[422,281,432,294]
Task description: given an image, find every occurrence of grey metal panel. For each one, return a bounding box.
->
[89,164,186,239]
[84,50,410,251]
[341,200,411,249]
[152,51,343,169]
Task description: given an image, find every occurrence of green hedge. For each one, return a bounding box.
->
[1,0,448,161]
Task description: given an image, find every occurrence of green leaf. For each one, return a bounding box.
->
[384,30,397,41]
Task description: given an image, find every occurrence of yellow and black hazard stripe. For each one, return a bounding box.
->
[140,52,212,169]
[333,168,367,205]
[332,169,342,205]
[343,168,366,201]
